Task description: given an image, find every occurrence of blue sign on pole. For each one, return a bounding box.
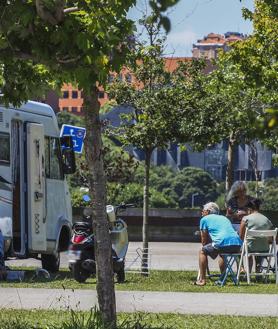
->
[60,124,86,153]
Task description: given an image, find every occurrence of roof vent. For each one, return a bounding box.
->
[0,111,3,123]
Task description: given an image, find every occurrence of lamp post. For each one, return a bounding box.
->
[191,192,199,208]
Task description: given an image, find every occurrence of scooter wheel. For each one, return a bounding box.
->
[72,262,90,283]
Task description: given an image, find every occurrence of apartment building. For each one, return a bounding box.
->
[192,32,245,59]
[57,57,191,115]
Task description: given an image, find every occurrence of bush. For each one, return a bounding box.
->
[107,182,177,208]
[169,167,219,208]
[134,165,176,191]
[251,178,278,211]
[71,188,90,208]
[149,189,177,208]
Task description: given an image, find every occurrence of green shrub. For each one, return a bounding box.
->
[149,189,177,208]
[170,167,219,208]
[107,182,177,208]
[71,188,90,207]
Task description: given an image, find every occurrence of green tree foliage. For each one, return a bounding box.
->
[149,0,180,32]
[108,21,190,274]
[205,57,265,190]
[247,178,278,211]
[184,1,278,191]
[56,111,85,129]
[228,0,278,129]
[0,0,182,325]
[169,167,219,208]
[107,182,177,208]
[0,1,136,325]
[106,165,219,209]
[100,100,117,114]
[134,165,176,190]
[68,135,139,191]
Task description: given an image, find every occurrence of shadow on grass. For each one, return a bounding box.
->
[3,267,96,287]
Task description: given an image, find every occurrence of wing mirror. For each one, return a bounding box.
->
[60,136,76,174]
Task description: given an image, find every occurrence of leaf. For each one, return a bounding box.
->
[159,16,171,33]
[268,117,277,128]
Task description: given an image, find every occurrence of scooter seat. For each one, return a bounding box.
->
[73,222,92,232]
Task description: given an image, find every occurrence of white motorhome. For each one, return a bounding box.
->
[0,101,76,271]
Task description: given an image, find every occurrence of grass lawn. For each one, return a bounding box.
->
[0,309,277,329]
[0,268,278,294]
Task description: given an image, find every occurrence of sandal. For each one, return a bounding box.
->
[193,280,206,286]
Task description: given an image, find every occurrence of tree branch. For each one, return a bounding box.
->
[64,7,79,14]
[35,0,65,25]
[56,54,82,64]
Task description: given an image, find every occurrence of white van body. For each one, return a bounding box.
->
[0,101,73,271]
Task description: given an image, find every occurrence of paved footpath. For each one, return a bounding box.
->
[0,288,277,317]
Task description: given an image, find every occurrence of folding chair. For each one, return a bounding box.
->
[216,253,241,286]
[237,228,278,285]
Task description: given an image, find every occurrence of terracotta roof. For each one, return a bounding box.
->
[164,57,191,72]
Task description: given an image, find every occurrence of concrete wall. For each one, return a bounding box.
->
[72,208,278,242]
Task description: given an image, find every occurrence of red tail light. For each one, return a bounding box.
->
[73,235,86,243]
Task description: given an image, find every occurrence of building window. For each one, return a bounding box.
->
[98,91,105,99]
[63,91,69,98]
[72,107,78,113]
[125,73,132,83]
[0,132,10,165]
[62,107,68,112]
[72,90,78,99]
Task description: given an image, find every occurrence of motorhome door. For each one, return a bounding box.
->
[26,123,47,252]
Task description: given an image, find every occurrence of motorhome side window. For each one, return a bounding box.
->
[0,132,10,165]
[44,137,63,180]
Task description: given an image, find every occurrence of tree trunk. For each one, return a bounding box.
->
[83,86,116,327]
[249,142,261,197]
[225,134,235,192]
[141,148,151,276]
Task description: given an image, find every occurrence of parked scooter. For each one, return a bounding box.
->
[68,196,133,283]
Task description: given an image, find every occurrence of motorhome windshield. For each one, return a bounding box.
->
[0,132,10,165]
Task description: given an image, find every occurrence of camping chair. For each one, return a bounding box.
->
[236,228,278,285]
[216,252,241,286]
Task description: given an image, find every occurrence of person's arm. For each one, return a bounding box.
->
[226,198,240,220]
[200,230,209,246]
[239,219,246,241]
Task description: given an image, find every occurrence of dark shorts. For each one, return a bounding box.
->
[202,244,241,260]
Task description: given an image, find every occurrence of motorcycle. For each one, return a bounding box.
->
[68,196,133,283]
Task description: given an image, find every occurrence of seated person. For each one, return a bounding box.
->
[195,202,242,286]
[239,197,273,272]
[0,229,7,280]
[226,181,253,228]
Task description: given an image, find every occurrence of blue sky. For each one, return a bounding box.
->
[128,0,254,56]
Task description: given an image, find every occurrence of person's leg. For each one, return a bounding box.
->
[196,244,218,285]
[198,249,208,283]
[248,256,253,272]
[218,255,225,274]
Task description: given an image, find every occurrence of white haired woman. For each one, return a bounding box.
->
[226,181,253,229]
